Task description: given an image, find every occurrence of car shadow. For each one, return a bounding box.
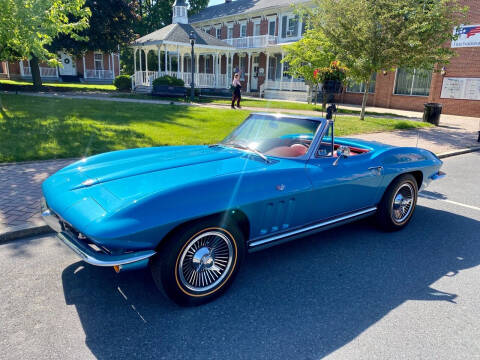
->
[61,205,480,360]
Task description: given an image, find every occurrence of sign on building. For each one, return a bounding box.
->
[441,77,480,100]
[451,24,480,48]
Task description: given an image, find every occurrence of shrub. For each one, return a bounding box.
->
[114,75,132,91]
[152,75,185,87]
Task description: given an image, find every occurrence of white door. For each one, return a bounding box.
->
[250,56,259,91]
[58,53,76,76]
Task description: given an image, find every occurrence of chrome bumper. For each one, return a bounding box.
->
[41,199,156,267]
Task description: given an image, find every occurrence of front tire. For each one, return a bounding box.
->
[377,174,418,231]
[150,219,245,306]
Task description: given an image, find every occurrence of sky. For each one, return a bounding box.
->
[208,0,224,6]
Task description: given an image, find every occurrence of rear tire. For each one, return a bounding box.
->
[150,218,245,306]
[376,174,418,231]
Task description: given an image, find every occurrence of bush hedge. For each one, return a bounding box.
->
[113,75,132,91]
[152,75,185,87]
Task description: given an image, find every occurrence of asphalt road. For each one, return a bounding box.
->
[1,152,479,360]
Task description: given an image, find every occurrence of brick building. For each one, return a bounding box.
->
[0,50,120,83]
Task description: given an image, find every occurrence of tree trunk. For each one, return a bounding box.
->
[30,55,43,91]
[360,77,371,120]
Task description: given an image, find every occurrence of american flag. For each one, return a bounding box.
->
[457,25,480,38]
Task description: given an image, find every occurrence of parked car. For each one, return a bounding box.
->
[42,113,445,305]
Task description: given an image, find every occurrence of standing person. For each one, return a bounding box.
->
[231,73,242,109]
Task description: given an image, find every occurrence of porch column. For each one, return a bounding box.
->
[6,61,9,79]
[19,60,24,76]
[111,53,115,77]
[157,47,161,73]
[145,49,149,73]
[280,51,284,90]
[139,48,143,73]
[213,53,217,87]
[164,44,168,73]
[177,45,180,78]
[83,55,87,79]
[247,52,252,92]
[265,52,270,87]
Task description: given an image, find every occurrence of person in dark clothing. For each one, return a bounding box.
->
[231,73,242,109]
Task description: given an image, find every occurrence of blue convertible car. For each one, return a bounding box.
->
[42,113,445,305]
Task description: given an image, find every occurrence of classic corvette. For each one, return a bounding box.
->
[42,112,445,305]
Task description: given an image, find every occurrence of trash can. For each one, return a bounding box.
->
[423,103,442,126]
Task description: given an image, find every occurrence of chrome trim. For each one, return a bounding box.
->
[249,207,377,248]
[430,171,446,181]
[57,231,156,267]
[41,199,63,233]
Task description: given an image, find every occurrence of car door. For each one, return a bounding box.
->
[305,123,384,221]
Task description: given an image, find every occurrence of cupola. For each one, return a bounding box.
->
[172,0,188,24]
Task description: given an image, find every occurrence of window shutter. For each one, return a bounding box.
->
[293,15,299,37]
[281,16,287,38]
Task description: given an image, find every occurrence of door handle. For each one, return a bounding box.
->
[368,166,383,174]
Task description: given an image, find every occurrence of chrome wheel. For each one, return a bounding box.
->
[178,231,234,292]
[392,183,415,223]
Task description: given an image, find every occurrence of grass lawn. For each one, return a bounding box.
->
[0,94,431,162]
[0,79,116,91]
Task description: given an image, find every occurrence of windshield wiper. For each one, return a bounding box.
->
[224,141,271,164]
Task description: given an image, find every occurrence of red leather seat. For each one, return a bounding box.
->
[266,144,308,157]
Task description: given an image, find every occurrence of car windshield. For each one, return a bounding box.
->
[221,114,322,159]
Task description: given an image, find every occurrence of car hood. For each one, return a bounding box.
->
[42,146,266,223]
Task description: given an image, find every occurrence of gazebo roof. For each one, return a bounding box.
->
[132,23,233,50]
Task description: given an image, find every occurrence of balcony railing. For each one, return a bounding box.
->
[85,69,114,79]
[225,35,278,49]
[134,71,229,89]
[264,78,308,92]
[23,66,57,77]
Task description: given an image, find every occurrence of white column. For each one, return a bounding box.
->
[177,45,180,78]
[280,51,284,90]
[181,53,184,73]
[83,55,87,79]
[133,50,136,85]
[164,44,168,73]
[19,60,24,76]
[6,61,10,79]
[111,53,115,77]
[145,50,149,73]
[108,53,112,73]
[157,47,161,74]
[213,54,217,87]
[139,49,143,72]
[265,52,270,87]
[247,52,252,92]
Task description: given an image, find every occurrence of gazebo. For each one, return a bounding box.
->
[131,0,234,91]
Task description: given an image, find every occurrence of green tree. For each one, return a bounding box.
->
[302,0,468,119]
[0,0,90,90]
[50,0,139,55]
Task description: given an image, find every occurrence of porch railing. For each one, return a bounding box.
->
[23,66,57,77]
[264,78,308,91]
[134,71,229,89]
[225,35,278,49]
[85,69,114,79]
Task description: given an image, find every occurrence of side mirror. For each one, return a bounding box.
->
[333,145,350,166]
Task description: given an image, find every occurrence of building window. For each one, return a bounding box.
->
[254,22,260,36]
[394,68,432,96]
[216,27,222,39]
[239,56,247,80]
[347,73,377,93]
[282,15,299,38]
[269,20,276,36]
[227,26,233,39]
[240,24,247,38]
[94,53,103,71]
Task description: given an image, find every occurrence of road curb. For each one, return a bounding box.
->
[0,224,53,244]
[437,146,480,159]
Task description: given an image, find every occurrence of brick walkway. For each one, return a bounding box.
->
[0,159,74,232]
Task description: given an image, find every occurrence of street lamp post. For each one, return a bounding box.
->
[189,31,196,102]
